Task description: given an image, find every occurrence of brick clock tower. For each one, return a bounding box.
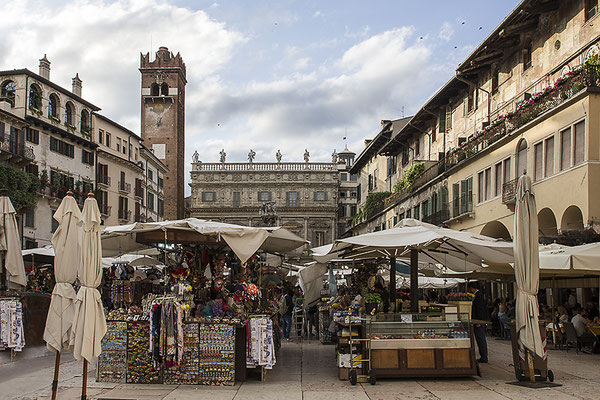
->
[140,46,186,219]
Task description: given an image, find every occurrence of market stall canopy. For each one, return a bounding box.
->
[0,195,27,287]
[298,261,328,306]
[328,219,514,272]
[101,254,162,269]
[397,275,464,289]
[101,218,304,264]
[22,245,56,265]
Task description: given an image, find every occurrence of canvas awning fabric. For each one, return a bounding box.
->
[514,175,544,358]
[70,197,107,362]
[22,245,55,258]
[0,196,27,287]
[44,195,81,353]
[396,276,463,289]
[327,219,513,272]
[101,218,304,264]
[298,261,328,306]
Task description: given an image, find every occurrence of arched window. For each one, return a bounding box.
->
[81,109,89,133]
[151,83,159,96]
[29,84,42,110]
[161,83,169,96]
[64,102,74,125]
[48,93,60,118]
[516,139,528,176]
[1,80,16,107]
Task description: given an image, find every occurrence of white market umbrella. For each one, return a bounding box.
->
[70,195,106,399]
[43,194,81,400]
[328,219,513,311]
[0,195,27,288]
[513,175,544,380]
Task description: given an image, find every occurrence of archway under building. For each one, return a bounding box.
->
[561,205,584,232]
[538,208,558,239]
[480,221,512,240]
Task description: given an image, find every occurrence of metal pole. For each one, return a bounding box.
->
[410,249,419,313]
[51,351,61,400]
[81,359,88,400]
[390,256,396,310]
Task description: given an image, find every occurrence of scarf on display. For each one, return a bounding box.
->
[0,300,25,351]
[246,317,275,369]
[150,300,184,368]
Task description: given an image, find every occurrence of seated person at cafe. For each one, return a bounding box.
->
[497,304,512,337]
[540,305,553,321]
[571,308,596,351]
[557,306,570,323]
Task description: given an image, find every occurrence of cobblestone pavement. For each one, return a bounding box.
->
[1,337,600,399]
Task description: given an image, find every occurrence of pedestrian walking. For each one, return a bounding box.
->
[468,281,489,363]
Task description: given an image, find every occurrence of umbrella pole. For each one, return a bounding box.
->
[410,249,418,313]
[51,351,61,400]
[81,360,88,400]
[389,256,396,311]
[527,350,535,383]
[552,277,557,348]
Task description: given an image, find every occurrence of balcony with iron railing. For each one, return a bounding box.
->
[118,209,131,221]
[97,175,111,187]
[446,193,474,222]
[502,179,518,204]
[0,135,35,164]
[99,204,111,217]
[422,207,450,226]
[134,185,144,199]
[118,181,131,194]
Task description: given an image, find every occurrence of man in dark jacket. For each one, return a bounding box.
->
[468,281,489,363]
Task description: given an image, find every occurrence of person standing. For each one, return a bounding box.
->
[281,289,294,340]
[467,282,489,363]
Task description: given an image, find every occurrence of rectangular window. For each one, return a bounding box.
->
[339,205,346,218]
[26,128,39,144]
[147,192,155,212]
[82,149,94,166]
[494,162,502,197]
[233,192,241,208]
[478,171,484,203]
[439,107,446,133]
[503,157,511,184]
[350,205,357,217]
[49,137,74,158]
[406,209,411,219]
[460,177,473,214]
[106,133,111,147]
[148,169,154,181]
[339,191,346,198]
[560,127,571,171]
[422,200,430,218]
[258,191,271,201]
[534,142,543,181]
[485,168,491,201]
[574,121,585,166]
[545,137,554,177]
[413,205,420,220]
[340,173,348,181]
[313,231,325,247]
[286,191,298,207]
[51,210,58,233]
[25,209,34,228]
[158,176,163,189]
[158,198,164,217]
[116,138,121,152]
[586,0,598,21]
[202,191,216,202]
[314,191,327,201]
[98,129,104,145]
[350,174,358,182]
[373,169,378,188]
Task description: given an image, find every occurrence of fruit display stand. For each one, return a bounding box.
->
[365,312,479,379]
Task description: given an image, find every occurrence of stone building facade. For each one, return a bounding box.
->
[349,0,600,250]
[189,153,341,253]
[139,46,186,220]
[139,144,167,222]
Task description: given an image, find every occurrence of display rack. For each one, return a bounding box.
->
[127,321,161,384]
[198,323,236,386]
[97,321,127,383]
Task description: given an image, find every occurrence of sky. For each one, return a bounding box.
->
[0,0,521,193]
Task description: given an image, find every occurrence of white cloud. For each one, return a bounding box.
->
[439,21,454,41]
[313,10,322,18]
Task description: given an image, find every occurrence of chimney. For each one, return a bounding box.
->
[72,73,82,97]
[381,119,391,128]
[39,54,50,80]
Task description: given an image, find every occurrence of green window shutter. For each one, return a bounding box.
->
[446,106,452,130]
[439,108,446,133]
[324,192,328,201]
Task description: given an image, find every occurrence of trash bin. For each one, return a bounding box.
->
[509,321,554,382]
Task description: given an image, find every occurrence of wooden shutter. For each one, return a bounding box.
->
[324,192,328,201]
[574,121,585,165]
[446,106,452,130]
[452,183,460,216]
[545,138,554,177]
[534,142,543,181]
[560,128,571,170]
[439,108,446,133]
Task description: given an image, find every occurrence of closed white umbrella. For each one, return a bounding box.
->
[514,175,544,380]
[43,194,82,400]
[69,195,106,399]
[0,195,27,288]
[44,195,81,352]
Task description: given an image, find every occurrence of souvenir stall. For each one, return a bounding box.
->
[97,218,305,385]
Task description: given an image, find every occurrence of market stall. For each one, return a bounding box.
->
[96,218,305,385]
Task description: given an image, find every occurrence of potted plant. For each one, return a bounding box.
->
[363,292,381,315]
[39,170,49,194]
